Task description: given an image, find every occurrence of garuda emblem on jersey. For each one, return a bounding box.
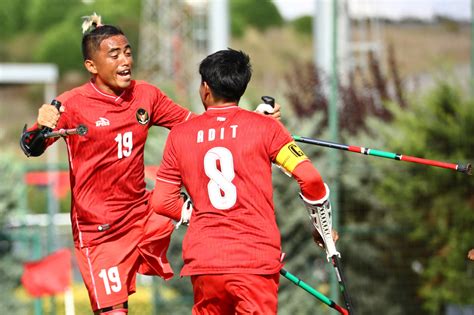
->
[136,108,149,125]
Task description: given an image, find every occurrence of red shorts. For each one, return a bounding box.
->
[75,209,174,311]
[191,273,280,315]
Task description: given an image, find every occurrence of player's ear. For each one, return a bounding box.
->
[201,81,212,103]
[84,59,98,74]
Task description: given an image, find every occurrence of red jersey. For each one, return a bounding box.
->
[46,80,192,247]
[156,105,293,276]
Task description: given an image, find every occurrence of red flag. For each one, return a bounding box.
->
[21,248,72,297]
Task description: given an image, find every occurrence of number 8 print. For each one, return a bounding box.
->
[204,147,237,210]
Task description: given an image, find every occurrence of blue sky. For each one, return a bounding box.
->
[272,0,471,21]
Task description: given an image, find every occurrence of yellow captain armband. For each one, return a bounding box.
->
[274,141,309,175]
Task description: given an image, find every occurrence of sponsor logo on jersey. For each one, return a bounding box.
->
[136,108,149,125]
[95,117,110,127]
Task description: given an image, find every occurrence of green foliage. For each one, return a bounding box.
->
[375,83,474,314]
[33,1,142,73]
[35,18,84,73]
[2,0,141,74]
[0,153,29,313]
[0,0,31,39]
[0,154,23,226]
[78,0,142,48]
[280,54,473,313]
[0,255,27,314]
[26,0,81,32]
[290,16,312,35]
[230,0,284,37]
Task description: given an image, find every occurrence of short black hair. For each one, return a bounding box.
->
[199,48,252,102]
[82,25,125,60]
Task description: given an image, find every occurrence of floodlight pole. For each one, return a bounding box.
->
[208,0,229,54]
[315,0,341,304]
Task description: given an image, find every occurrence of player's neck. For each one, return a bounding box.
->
[90,78,126,97]
[205,101,238,110]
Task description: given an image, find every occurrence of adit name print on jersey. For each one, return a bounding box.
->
[197,125,238,144]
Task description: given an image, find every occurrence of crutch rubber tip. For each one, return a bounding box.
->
[457,163,472,175]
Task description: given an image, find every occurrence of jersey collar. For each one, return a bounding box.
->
[88,80,132,104]
[206,104,239,111]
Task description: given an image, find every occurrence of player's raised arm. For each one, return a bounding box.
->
[20,100,64,157]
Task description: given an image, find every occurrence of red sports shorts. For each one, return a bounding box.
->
[191,273,280,315]
[75,209,174,311]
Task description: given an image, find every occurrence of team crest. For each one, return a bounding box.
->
[136,108,149,125]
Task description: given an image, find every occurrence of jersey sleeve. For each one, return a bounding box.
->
[151,180,184,221]
[267,119,298,162]
[23,122,61,148]
[155,131,182,186]
[266,119,326,200]
[292,160,327,200]
[151,86,195,129]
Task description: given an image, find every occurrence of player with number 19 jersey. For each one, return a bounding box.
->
[45,80,193,248]
[156,105,297,276]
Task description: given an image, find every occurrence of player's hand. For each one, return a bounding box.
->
[37,104,64,129]
[468,249,474,261]
[312,228,338,249]
[175,192,193,229]
[255,102,281,120]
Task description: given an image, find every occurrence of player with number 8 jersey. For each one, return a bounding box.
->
[152,48,329,314]
[157,104,293,274]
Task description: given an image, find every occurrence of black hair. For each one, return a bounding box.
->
[199,48,252,102]
[81,25,125,60]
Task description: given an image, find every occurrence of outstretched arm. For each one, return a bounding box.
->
[152,179,193,229]
[273,141,337,248]
[20,102,64,157]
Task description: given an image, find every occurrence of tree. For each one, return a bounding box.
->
[0,153,29,314]
[290,16,312,35]
[0,0,31,39]
[277,48,436,314]
[26,0,81,32]
[230,0,284,37]
[374,82,474,314]
[34,1,141,74]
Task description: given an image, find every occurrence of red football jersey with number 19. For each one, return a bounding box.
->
[156,105,293,276]
[48,80,192,247]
